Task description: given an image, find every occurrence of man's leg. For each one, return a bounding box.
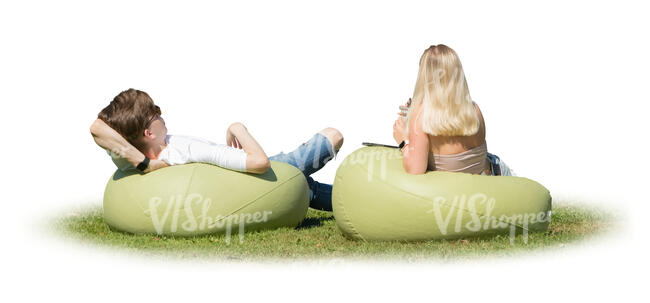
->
[268,128,343,211]
[305,176,333,211]
[318,127,344,153]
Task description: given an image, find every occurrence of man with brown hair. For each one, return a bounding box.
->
[90,88,343,211]
[97,89,161,151]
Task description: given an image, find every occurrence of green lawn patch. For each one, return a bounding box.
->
[50,203,618,261]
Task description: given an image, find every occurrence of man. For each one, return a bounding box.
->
[90,88,343,211]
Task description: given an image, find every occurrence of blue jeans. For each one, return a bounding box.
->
[269,133,335,211]
[486,152,516,176]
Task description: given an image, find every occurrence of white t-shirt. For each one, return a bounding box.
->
[108,134,248,172]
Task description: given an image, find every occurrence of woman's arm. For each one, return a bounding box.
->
[394,107,429,174]
[225,122,270,174]
[89,119,169,173]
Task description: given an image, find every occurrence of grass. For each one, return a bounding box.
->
[50,203,619,261]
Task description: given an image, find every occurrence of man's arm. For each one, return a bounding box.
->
[226,122,270,174]
[89,119,168,173]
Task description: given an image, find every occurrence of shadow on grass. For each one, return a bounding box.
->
[296,215,334,230]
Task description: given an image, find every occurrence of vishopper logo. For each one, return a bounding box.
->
[287,135,335,172]
[426,193,551,244]
[106,146,131,159]
[144,193,272,244]
[339,148,402,181]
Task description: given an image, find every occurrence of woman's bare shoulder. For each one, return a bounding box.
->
[473,101,483,115]
[472,101,486,139]
[472,101,485,122]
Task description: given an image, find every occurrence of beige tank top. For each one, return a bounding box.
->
[428,142,488,174]
[426,103,487,174]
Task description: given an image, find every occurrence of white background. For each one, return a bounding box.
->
[1,0,648,301]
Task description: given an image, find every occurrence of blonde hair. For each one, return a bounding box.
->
[407,44,479,136]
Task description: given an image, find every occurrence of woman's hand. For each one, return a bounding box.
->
[400,105,430,175]
[393,118,407,145]
[398,98,412,118]
[393,98,412,144]
[226,122,246,149]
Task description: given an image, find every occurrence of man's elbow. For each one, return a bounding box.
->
[89,119,103,136]
[247,156,271,174]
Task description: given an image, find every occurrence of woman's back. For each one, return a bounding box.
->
[428,102,486,154]
[394,44,513,176]
[426,102,490,174]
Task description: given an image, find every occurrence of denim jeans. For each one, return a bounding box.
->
[268,133,335,211]
[486,152,516,176]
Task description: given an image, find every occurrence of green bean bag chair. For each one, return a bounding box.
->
[332,147,552,241]
[103,161,309,236]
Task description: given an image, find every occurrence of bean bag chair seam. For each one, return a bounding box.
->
[212,172,306,224]
[333,168,365,241]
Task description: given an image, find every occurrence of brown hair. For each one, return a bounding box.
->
[98,88,161,146]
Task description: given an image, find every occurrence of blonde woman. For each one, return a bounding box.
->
[392,44,514,176]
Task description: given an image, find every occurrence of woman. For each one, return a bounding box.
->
[392,44,514,176]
